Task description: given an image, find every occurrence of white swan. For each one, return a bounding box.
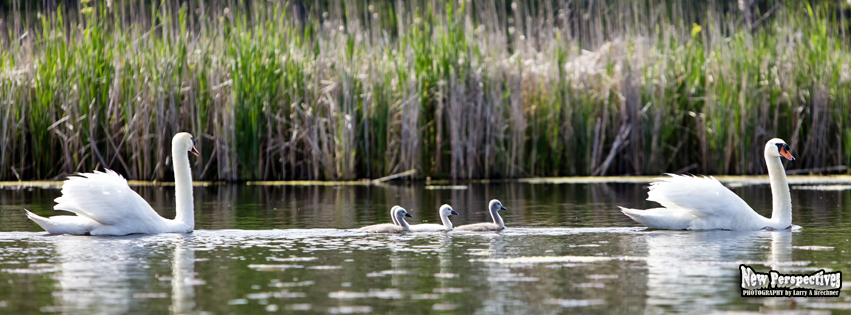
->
[455,200,507,232]
[620,138,795,230]
[410,204,460,232]
[25,133,200,235]
[359,206,413,233]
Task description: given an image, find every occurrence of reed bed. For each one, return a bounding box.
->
[1,0,849,181]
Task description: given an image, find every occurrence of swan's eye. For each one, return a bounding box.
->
[775,143,792,156]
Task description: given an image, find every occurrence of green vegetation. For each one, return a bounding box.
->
[1,0,849,181]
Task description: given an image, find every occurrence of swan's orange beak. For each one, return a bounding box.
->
[779,145,795,161]
[189,146,200,157]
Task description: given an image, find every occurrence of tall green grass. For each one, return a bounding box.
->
[1,0,849,181]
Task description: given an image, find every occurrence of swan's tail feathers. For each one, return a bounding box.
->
[24,209,95,235]
[24,209,59,234]
[619,207,651,227]
[619,206,694,230]
[24,209,49,228]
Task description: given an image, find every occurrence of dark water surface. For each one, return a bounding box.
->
[0,182,850,314]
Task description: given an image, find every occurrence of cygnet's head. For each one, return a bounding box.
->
[390,205,402,225]
[173,132,200,157]
[440,204,460,217]
[489,199,507,212]
[395,207,413,219]
[765,138,794,161]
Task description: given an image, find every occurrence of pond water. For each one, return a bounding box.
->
[0,181,850,314]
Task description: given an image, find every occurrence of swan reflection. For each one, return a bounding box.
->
[48,234,196,314]
[640,230,792,313]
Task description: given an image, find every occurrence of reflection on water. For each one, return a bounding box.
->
[41,234,198,314]
[0,182,849,313]
[641,230,782,313]
[172,238,196,314]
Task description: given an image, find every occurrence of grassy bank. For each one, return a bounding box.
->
[1,0,849,181]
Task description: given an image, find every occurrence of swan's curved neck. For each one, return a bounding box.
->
[397,214,411,231]
[765,153,791,228]
[173,149,194,231]
[490,207,504,229]
[391,208,399,226]
[440,211,453,229]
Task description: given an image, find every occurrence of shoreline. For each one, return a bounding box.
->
[3,175,851,188]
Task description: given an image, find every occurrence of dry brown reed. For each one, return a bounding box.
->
[0,0,848,181]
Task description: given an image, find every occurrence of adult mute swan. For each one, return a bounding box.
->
[25,133,200,235]
[620,138,795,230]
[359,206,413,233]
[410,204,459,232]
[455,200,507,232]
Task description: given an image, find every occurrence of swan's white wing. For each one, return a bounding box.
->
[647,174,754,218]
[54,170,162,226]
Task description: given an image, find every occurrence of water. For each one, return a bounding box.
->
[0,181,850,314]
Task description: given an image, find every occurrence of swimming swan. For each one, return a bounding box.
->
[620,138,795,230]
[359,206,413,233]
[410,204,459,232]
[455,200,507,232]
[25,133,200,235]
[358,205,402,230]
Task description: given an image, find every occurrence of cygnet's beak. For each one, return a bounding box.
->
[189,146,200,157]
[450,210,460,216]
[405,213,413,218]
[499,205,507,211]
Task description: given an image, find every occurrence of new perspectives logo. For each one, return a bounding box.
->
[740,265,842,297]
